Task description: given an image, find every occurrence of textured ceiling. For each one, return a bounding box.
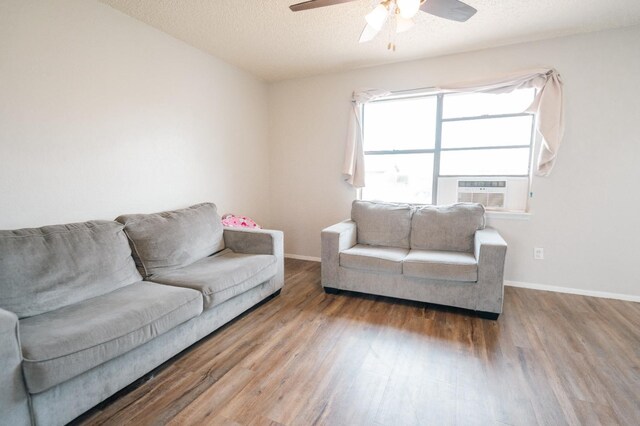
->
[100,0,640,81]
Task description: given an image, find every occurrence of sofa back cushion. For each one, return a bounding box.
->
[116,203,224,277]
[410,203,485,252]
[351,200,412,249]
[0,221,141,318]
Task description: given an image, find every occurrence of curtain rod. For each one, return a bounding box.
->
[372,86,439,101]
[389,86,437,95]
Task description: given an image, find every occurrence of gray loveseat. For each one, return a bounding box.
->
[321,201,507,318]
[0,203,283,426]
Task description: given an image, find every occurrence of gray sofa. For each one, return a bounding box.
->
[321,201,507,318]
[0,203,283,426]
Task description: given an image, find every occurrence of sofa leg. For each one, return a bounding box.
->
[476,311,500,320]
[323,286,340,294]
[271,289,282,298]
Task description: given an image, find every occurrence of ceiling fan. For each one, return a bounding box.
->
[290,0,477,50]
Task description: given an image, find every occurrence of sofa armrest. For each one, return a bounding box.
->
[474,227,508,313]
[223,227,284,291]
[223,227,283,256]
[321,220,357,288]
[0,308,31,426]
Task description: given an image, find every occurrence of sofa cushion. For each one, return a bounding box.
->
[351,200,412,249]
[150,249,277,310]
[0,221,141,319]
[19,281,202,393]
[410,203,485,252]
[340,244,409,274]
[116,203,225,278]
[403,250,478,282]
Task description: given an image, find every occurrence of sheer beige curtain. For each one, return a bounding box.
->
[342,89,390,188]
[342,69,564,188]
[437,68,564,176]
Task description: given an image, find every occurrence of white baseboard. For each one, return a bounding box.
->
[505,280,640,303]
[285,253,321,262]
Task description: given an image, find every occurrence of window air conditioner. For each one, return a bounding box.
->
[457,180,507,209]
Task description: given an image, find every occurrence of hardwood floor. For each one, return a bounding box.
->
[77,259,640,426]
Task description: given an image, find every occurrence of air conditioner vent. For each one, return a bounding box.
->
[458,180,506,188]
[457,180,507,209]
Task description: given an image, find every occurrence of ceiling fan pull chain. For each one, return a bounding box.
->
[387,10,397,52]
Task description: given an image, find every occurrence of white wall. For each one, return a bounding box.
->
[268,25,640,298]
[0,0,270,228]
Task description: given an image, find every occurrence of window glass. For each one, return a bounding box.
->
[361,89,535,208]
[364,96,437,151]
[362,154,434,204]
[440,148,530,176]
[441,115,533,149]
[443,89,535,118]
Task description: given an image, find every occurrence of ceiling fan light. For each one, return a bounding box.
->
[359,24,380,43]
[396,0,421,19]
[365,4,389,31]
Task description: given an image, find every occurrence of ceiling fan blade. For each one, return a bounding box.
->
[290,0,358,12]
[420,0,477,22]
[359,24,381,43]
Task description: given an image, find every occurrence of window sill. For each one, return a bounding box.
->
[485,211,532,221]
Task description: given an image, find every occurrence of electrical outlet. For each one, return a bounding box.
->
[534,247,544,260]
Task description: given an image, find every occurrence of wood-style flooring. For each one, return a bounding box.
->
[77,259,640,426]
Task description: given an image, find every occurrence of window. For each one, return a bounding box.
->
[361,89,536,211]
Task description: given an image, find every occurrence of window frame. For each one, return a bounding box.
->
[362,91,536,205]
